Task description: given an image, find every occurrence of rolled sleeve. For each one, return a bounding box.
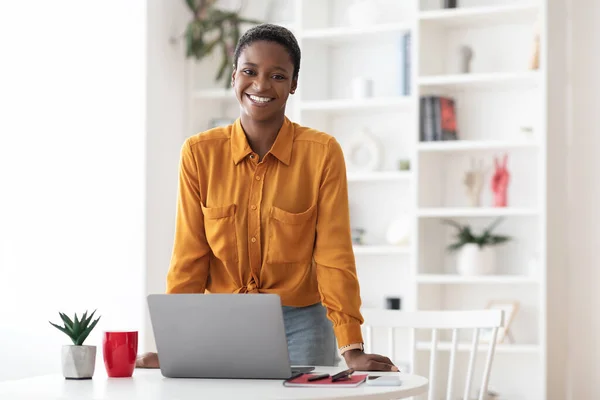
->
[313,138,364,348]
[166,139,210,294]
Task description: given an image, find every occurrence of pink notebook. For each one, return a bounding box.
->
[283,373,368,388]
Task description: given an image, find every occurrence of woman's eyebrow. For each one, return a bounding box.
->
[241,62,289,73]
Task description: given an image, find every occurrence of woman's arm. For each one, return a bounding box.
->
[166,139,211,293]
[313,138,397,372]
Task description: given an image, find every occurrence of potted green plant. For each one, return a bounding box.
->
[442,217,511,276]
[49,310,101,379]
[183,0,262,87]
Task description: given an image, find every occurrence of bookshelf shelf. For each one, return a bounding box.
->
[353,245,411,255]
[415,342,541,354]
[418,71,540,89]
[417,140,540,152]
[300,97,411,113]
[417,207,539,218]
[347,171,411,183]
[300,23,411,44]
[419,4,540,28]
[416,274,537,285]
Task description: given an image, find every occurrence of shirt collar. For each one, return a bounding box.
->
[231,117,294,166]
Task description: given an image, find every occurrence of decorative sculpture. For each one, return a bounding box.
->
[464,158,486,207]
[491,154,510,207]
[460,45,474,74]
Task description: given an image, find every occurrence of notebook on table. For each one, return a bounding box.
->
[283,373,368,387]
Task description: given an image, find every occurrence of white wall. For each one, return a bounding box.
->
[0,0,146,381]
[144,0,190,353]
[566,0,600,398]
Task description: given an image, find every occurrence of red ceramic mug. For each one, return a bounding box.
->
[102,331,138,378]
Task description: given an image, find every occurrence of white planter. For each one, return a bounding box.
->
[456,244,496,276]
[61,345,96,379]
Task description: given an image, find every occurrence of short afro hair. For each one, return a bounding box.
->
[233,23,301,80]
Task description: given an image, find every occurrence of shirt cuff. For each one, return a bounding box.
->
[334,322,364,349]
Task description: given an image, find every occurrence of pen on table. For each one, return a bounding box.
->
[307,373,330,382]
[331,368,354,382]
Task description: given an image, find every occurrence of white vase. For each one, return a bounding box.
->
[456,244,496,276]
[61,345,96,379]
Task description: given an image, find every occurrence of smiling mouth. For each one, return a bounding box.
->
[245,93,274,105]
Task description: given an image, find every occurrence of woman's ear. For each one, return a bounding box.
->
[231,69,236,87]
[290,79,298,94]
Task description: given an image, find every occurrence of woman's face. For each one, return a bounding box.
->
[232,41,297,122]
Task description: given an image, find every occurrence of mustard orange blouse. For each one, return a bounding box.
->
[166,116,364,347]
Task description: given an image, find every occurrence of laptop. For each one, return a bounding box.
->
[147,293,314,379]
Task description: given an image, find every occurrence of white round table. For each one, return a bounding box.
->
[0,367,428,400]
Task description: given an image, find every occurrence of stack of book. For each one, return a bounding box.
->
[420,95,458,141]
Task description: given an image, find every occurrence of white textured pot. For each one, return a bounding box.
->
[62,345,96,379]
[456,244,496,276]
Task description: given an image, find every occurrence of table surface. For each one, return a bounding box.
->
[0,367,428,400]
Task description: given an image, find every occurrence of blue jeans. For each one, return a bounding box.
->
[282,303,340,366]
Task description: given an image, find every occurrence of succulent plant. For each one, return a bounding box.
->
[49,310,101,346]
[442,217,512,252]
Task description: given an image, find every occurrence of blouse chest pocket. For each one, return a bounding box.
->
[201,203,238,263]
[267,205,317,264]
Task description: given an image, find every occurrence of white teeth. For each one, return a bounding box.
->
[248,95,272,103]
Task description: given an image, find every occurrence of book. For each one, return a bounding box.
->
[399,33,411,96]
[419,95,458,141]
[283,373,369,388]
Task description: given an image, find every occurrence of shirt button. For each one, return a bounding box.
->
[251,237,257,243]
[251,205,257,210]
[255,176,261,181]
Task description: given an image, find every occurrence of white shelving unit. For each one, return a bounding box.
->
[186,1,551,398]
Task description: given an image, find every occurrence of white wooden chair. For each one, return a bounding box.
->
[360,309,504,400]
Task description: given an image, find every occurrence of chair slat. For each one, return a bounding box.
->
[428,328,439,400]
[463,328,480,400]
[446,328,459,400]
[478,327,499,400]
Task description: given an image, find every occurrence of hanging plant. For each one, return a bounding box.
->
[184,0,262,87]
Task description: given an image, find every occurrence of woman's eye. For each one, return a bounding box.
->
[273,75,285,80]
[243,69,255,75]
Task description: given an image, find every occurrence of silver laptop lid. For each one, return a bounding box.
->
[147,293,292,379]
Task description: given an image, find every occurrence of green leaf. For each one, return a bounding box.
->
[50,322,77,344]
[73,313,80,335]
[441,219,463,231]
[75,316,101,345]
[83,309,97,327]
[80,311,89,330]
[184,0,197,14]
[489,235,511,245]
[59,312,74,333]
[483,217,505,235]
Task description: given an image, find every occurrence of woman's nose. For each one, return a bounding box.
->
[253,75,271,91]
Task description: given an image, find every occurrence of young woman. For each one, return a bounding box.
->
[137,23,397,371]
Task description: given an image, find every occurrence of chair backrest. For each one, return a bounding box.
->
[360,309,504,400]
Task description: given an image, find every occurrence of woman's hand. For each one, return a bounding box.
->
[135,352,160,369]
[342,349,399,371]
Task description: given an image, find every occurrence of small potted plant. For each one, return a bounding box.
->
[49,310,101,379]
[442,218,511,276]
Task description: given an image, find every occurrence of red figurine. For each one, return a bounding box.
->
[491,154,509,207]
